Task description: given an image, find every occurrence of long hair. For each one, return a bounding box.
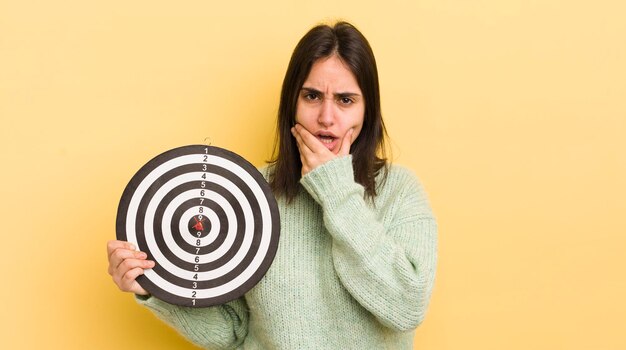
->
[268,21,389,202]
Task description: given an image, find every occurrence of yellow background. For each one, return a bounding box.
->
[1,0,624,349]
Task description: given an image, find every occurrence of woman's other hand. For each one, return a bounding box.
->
[107,240,154,295]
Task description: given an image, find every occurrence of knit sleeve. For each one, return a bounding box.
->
[300,156,438,331]
[136,295,249,349]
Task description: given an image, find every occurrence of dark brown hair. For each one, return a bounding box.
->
[268,21,389,202]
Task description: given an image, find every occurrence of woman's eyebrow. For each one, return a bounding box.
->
[300,87,322,95]
[301,87,361,98]
[335,92,361,99]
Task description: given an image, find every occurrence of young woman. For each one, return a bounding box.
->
[107,21,437,349]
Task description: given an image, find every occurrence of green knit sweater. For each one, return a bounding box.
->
[137,155,438,349]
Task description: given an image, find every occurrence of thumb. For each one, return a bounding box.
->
[338,129,354,156]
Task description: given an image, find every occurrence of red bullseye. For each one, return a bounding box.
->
[193,216,205,231]
[188,215,210,238]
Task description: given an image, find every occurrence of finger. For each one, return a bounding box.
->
[107,240,136,260]
[338,128,354,156]
[108,249,149,276]
[291,126,313,156]
[291,127,310,174]
[117,257,155,275]
[112,258,154,286]
[119,267,149,295]
[291,126,319,173]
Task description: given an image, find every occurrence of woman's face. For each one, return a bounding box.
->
[295,55,365,154]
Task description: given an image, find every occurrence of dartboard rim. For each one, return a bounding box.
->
[115,144,280,307]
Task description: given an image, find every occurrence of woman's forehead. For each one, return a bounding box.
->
[303,55,361,93]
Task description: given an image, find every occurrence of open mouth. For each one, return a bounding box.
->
[315,132,339,152]
[318,135,337,144]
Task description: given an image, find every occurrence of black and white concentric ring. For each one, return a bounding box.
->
[116,145,280,307]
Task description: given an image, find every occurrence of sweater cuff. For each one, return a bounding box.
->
[135,294,176,317]
[300,155,359,204]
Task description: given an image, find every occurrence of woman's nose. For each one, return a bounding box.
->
[317,99,335,127]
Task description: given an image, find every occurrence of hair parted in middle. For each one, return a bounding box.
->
[268,21,389,202]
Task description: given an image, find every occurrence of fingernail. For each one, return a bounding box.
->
[128,243,136,251]
[138,252,147,259]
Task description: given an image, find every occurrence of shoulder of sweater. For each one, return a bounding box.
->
[386,163,413,179]
[377,164,433,209]
[383,164,435,219]
[381,163,422,190]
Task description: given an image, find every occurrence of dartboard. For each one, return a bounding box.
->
[116,145,280,307]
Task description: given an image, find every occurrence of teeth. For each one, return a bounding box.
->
[319,136,334,144]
